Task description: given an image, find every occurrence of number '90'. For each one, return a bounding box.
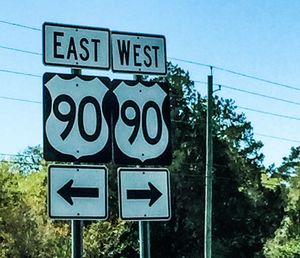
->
[53,94,102,142]
[52,94,163,145]
[120,100,162,145]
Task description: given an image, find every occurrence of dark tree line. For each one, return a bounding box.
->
[0,63,298,257]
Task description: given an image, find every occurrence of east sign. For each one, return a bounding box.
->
[43,23,110,69]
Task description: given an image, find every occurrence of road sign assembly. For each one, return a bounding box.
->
[42,21,171,257]
[111,31,167,75]
[118,167,171,221]
[111,79,172,165]
[48,165,108,219]
[43,22,110,69]
[43,73,112,162]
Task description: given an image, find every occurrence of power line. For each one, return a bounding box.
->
[0,77,299,123]
[1,19,299,93]
[0,36,299,96]
[256,133,300,144]
[0,69,41,78]
[237,106,300,121]
[0,20,41,31]
[170,57,300,92]
[0,68,299,124]
[169,57,211,69]
[220,84,300,106]
[214,66,300,92]
[194,80,300,106]
[0,45,41,56]
[0,95,41,104]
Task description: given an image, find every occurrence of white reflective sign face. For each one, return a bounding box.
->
[111,32,166,75]
[43,73,112,162]
[118,168,171,221]
[114,82,168,161]
[43,23,110,69]
[48,165,108,220]
[112,80,172,165]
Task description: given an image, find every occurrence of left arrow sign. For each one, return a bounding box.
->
[57,179,99,205]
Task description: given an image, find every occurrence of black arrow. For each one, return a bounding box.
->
[57,179,99,206]
[126,182,162,207]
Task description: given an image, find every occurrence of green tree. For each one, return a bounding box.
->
[151,63,284,257]
[264,159,300,257]
[84,220,138,257]
[0,63,286,257]
[0,162,71,258]
[12,145,45,174]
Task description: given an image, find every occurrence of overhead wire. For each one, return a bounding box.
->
[0,20,41,31]
[1,19,300,147]
[256,134,300,144]
[0,68,41,78]
[0,95,41,104]
[170,57,300,92]
[0,19,299,92]
[194,80,300,106]
[220,84,300,106]
[0,18,299,92]
[237,106,300,121]
[0,45,42,56]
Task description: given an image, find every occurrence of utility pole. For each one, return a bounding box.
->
[204,74,213,258]
[71,68,83,258]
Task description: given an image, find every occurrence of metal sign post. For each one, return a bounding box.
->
[135,74,151,258]
[139,221,151,258]
[72,220,83,258]
[72,68,83,258]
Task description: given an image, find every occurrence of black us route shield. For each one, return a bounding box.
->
[111,79,172,165]
[43,73,112,162]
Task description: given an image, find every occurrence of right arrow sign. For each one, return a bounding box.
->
[127,182,162,207]
[118,167,171,221]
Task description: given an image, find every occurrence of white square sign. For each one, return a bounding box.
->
[48,165,108,220]
[118,167,171,221]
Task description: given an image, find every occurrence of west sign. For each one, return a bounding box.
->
[111,31,167,75]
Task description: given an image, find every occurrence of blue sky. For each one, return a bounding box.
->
[1,0,300,167]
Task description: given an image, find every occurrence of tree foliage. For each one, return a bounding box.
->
[264,158,300,257]
[0,163,71,258]
[0,62,295,257]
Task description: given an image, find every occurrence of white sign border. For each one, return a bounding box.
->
[43,22,111,70]
[111,31,167,75]
[118,167,171,221]
[43,72,113,163]
[48,164,109,220]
